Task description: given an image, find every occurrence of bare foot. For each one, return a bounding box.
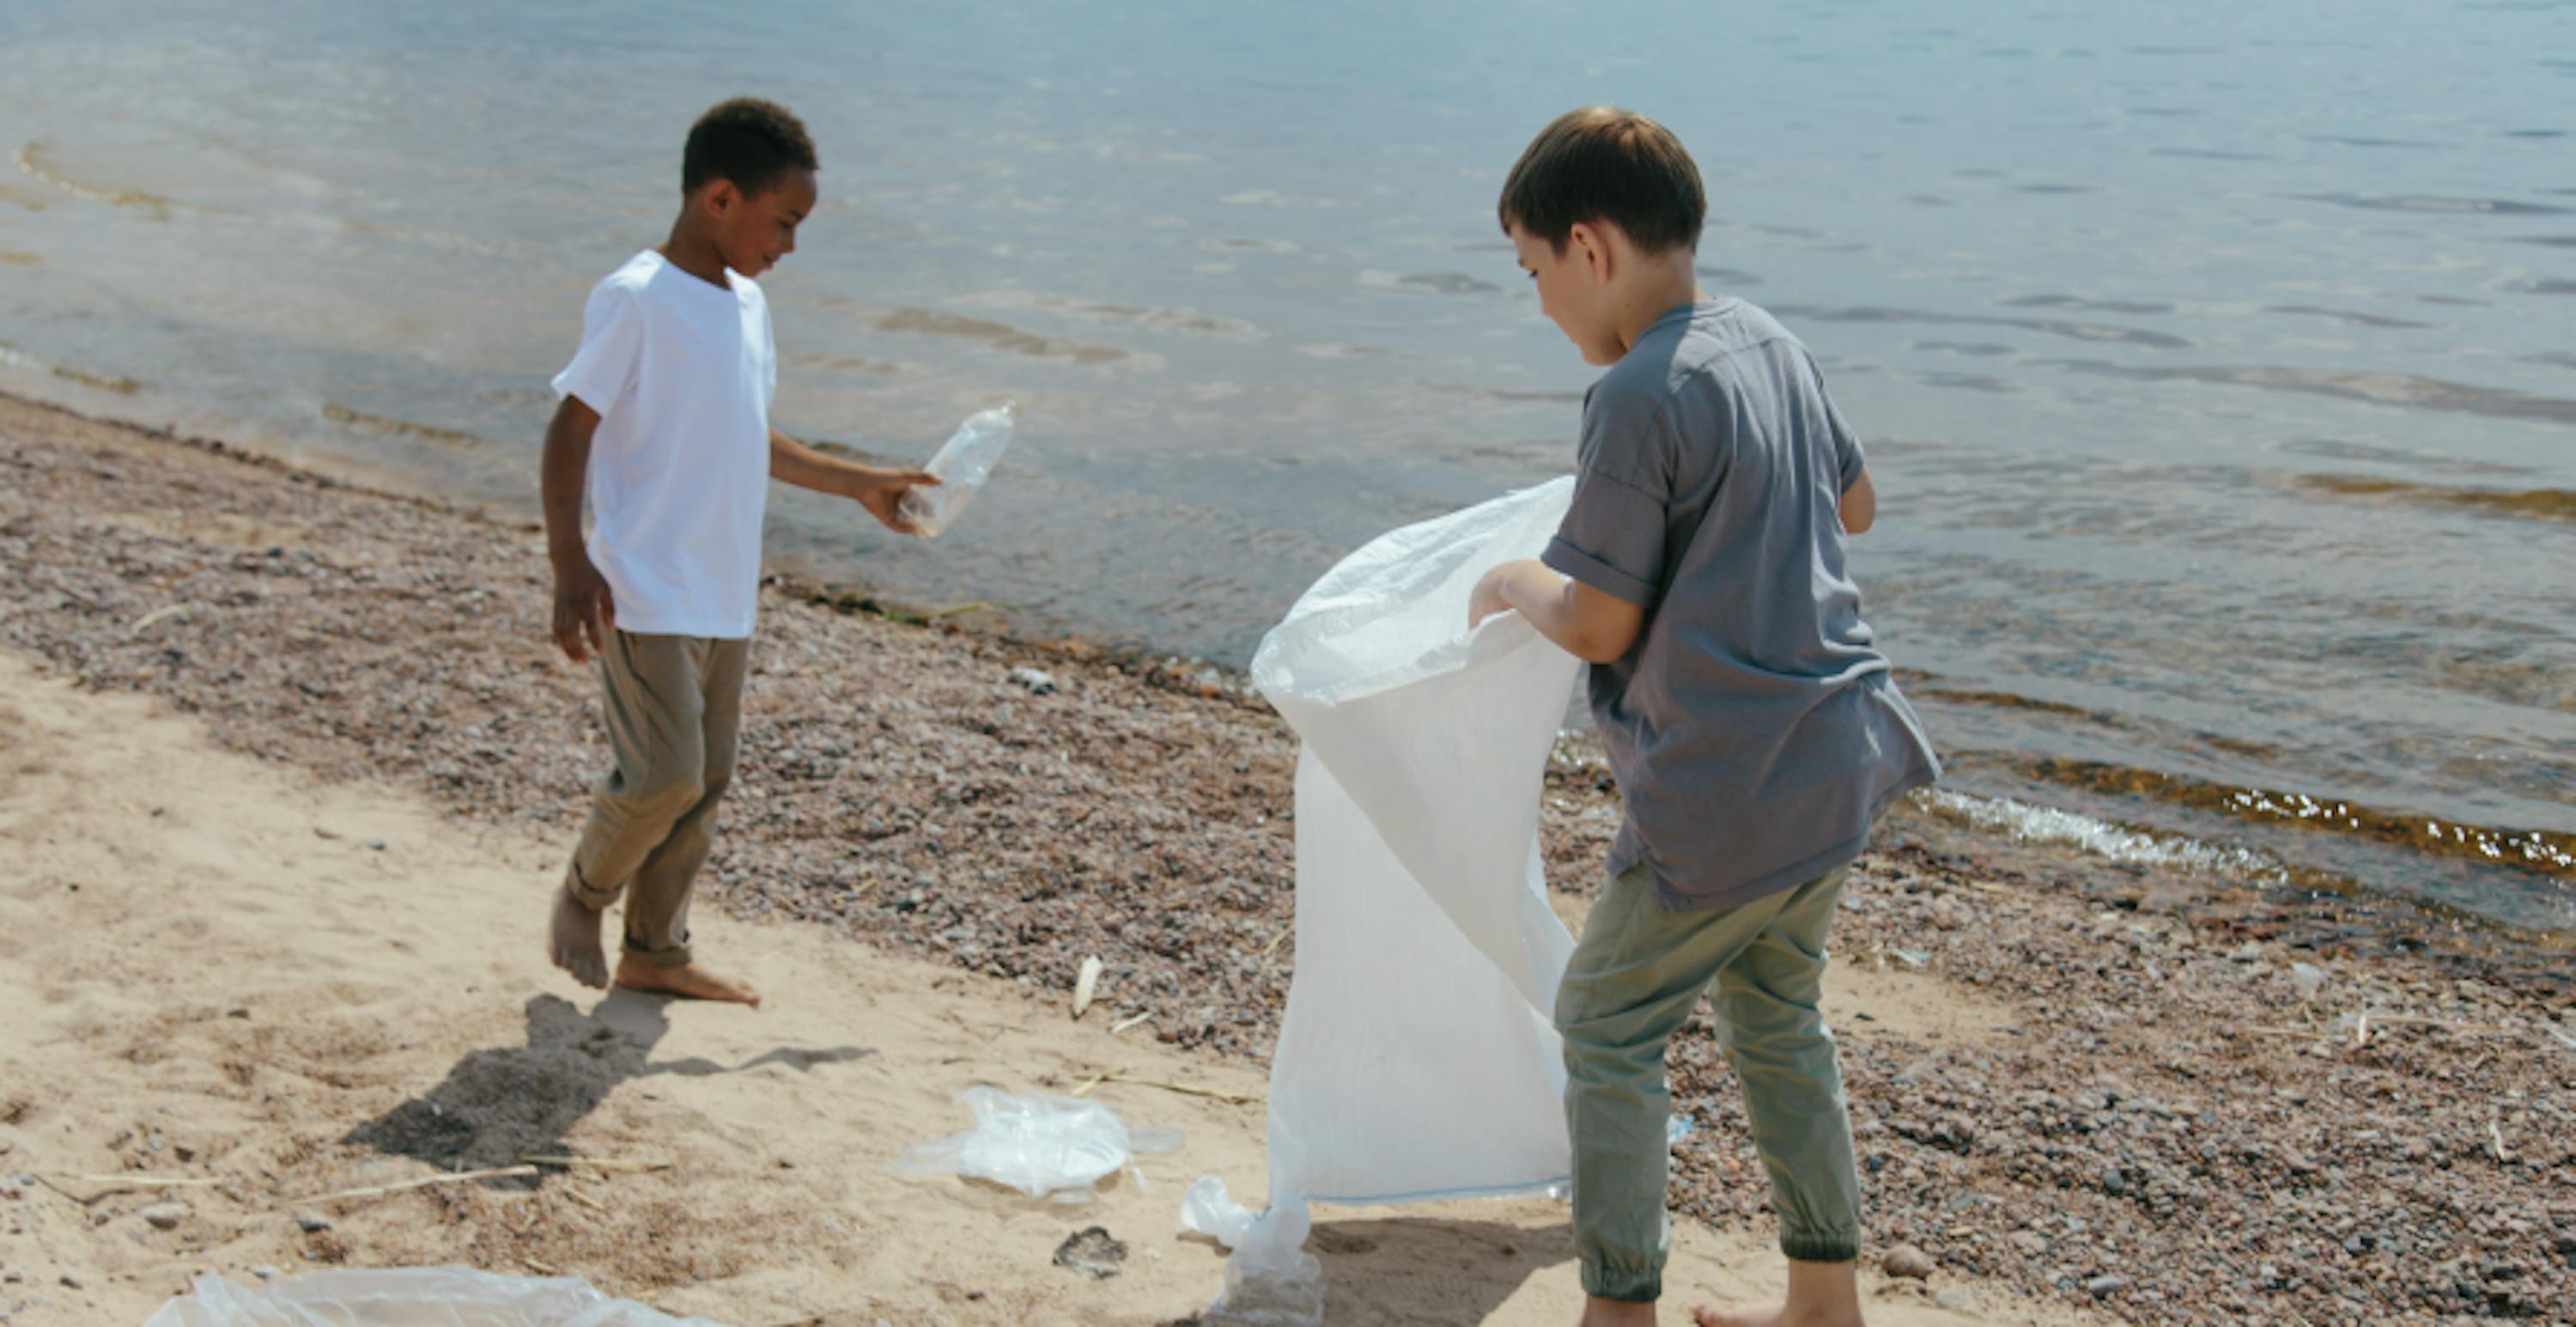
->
[1692,1260,1865,1327]
[1577,1297,1658,1327]
[614,953,762,1007]
[548,886,609,989]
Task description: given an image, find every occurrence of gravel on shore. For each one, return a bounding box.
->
[3,394,2570,1324]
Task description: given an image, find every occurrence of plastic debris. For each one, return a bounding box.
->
[893,1087,1180,1202]
[140,1266,720,1326]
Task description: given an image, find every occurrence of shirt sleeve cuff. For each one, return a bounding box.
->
[1543,537,1658,607]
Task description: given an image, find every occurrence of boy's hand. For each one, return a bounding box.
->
[551,553,616,664]
[854,467,940,535]
[1468,563,1520,630]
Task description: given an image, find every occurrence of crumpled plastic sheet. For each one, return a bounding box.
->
[141,1266,724,1326]
[893,1086,1182,1202]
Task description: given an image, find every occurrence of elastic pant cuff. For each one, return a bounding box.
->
[564,865,617,911]
[1780,1230,1860,1263]
[1580,1260,1662,1304]
[621,934,693,969]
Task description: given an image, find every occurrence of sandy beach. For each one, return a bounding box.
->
[0,393,2569,1325]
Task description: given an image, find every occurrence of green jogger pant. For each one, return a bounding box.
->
[1556,864,1862,1302]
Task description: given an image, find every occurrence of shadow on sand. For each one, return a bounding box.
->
[344,989,872,1189]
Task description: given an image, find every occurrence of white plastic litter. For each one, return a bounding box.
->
[898,403,1016,538]
[1181,1173,1255,1248]
[893,1087,1181,1202]
[140,1267,721,1326]
[1203,476,1584,1324]
[2290,961,2327,1000]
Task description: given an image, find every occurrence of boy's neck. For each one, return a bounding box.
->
[657,215,732,289]
[1611,252,1705,357]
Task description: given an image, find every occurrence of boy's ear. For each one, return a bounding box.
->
[705,179,739,216]
[1569,221,1616,286]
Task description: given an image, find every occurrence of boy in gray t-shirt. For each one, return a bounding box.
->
[1470,107,1939,1327]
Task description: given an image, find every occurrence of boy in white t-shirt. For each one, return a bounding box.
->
[540,98,935,1007]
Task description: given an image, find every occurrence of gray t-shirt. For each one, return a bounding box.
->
[1541,298,1940,912]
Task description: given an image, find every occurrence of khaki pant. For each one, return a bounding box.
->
[1556,864,1861,1302]
[562,631,748,968]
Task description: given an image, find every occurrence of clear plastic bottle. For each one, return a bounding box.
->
[899,402,1017,538]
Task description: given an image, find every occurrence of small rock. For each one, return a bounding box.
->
[363,839,386,852]
[1935,1288,1968,1310]
[147,1134,167,1153]
[223,1006,251,1020]
[1883,1245,1935,1280]
[137,1202,187,1231]
[2085,1275,2125,1299]
[59,1275,81,1290]
[295,1211,332,1233]
[1008,667,1058,696]
[252,1267,283,1281]
[1054,1226,1127,1280]
[2102,1166,2127,1196]
[2227,941,2263,964]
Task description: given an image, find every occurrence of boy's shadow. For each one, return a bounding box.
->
[343,989,872,1189]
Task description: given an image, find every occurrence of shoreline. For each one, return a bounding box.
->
[3,390,2573,1321]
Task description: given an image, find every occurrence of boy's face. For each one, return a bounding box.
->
[1511,222,1621,366]
[702,167,817,279]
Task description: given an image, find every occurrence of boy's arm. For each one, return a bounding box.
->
[769,429,940,534]
[541,397,614,665]
[1840,467,1876,535]
[1468,560,1645,665]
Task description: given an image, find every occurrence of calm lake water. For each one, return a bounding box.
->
[2,0,2569,934]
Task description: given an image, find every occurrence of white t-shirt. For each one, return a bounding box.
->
[551,249,776,640]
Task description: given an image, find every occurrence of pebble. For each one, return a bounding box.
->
[138,1202,187,1231]
[1008,667,1058,696]
[223,1005,251,1019]
[1053,1227,1127,1280]
[1934,1288,1967,1310]
[2227,941,2264,963]
[2086,1275,2126,1299]
[1883,1245,1936,1280]
[2102,1166,2128,1196]
[252,1267,282,1281]
[294,1212,332,1233]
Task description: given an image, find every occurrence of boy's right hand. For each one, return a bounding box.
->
[551,554,616,664]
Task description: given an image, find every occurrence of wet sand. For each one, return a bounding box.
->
[0,392,2570,1324]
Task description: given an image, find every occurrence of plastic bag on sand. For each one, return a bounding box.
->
[898,403,1016,538]
[141,1267,720,1326]
[894,1086,1182,1202]
[1201,477,1585,1326]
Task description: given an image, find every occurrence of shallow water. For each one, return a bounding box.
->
[1,0,2568,932]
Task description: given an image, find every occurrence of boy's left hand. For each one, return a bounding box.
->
[1468,563,1519,630]
[854,467,940,534]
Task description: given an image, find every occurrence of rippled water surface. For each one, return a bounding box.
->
[2,0,2569,931]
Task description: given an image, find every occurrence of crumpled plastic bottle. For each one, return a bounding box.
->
[898,403,1017,538]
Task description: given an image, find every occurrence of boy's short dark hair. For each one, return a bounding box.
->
[1498,107,1704,256]
[682,98,819,197]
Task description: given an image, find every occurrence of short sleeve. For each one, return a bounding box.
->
[551,281,644,414]
[1540,391,1671,606]
[1810,356,1864,491]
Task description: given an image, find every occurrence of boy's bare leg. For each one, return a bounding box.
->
[614,952,762,1007]
[1689,1259,1865,1327]
[1577,1296,1658,1326]
[547,885,610,989]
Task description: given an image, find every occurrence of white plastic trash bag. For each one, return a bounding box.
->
[141,1267,722,1326]
[1209,476,1585,1322]
[898,403,1016,538]
[893,1086,1182,1202]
